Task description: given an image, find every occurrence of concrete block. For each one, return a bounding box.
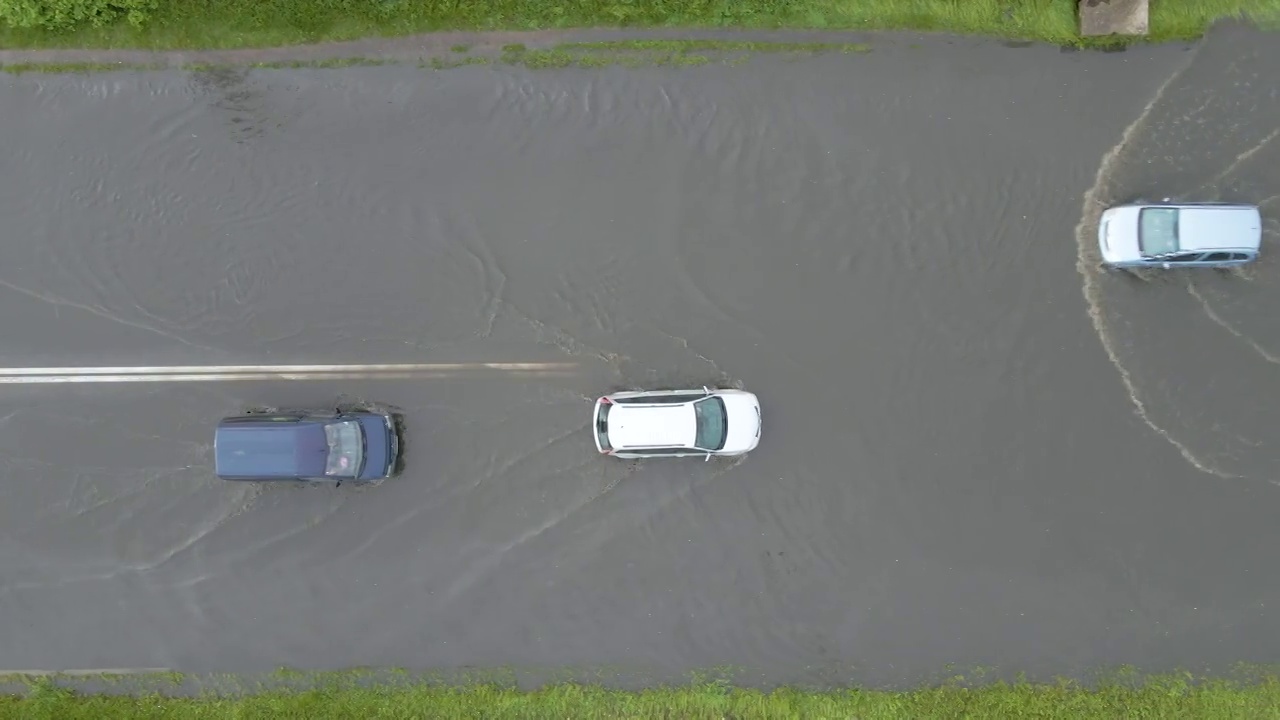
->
[1079,0,1149,37]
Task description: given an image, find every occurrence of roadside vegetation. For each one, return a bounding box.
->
[3,671,1280,719]
[1,0,1278,50]
[0,40,872,73]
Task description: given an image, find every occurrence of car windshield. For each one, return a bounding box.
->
[1138,207,1179,255]
[324,420,364,478]
[693,397,728,451]
[595,402,612,451]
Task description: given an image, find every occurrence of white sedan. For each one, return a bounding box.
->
[1098,200,1261,269]
[592,387,762,459]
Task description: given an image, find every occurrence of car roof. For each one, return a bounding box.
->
[214,420,330,478]
[1172,204,1262,252]
[606,404,697,449]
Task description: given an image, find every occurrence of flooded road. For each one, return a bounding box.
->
[1,24,1279,687]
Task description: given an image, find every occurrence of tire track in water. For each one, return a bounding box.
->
[0,387,260,593]
[0,278,220,354]
[1191,127,1279,195]
[1074,39,1234,480]
[1185,281,1280,365]
[434,460,640,608]
[0,477,261,596]
[498,298,631,374]
[433,449,748,617]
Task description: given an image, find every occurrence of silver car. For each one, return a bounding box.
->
[1098,200,1262,269]
[592,387,762,460]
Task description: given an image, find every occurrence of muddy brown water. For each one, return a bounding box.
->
[0,24,1278,688]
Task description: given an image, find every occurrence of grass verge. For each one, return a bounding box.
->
[1,0,1279,51]
[3,673,1280,719]
[0,40,875,74]
[497,39,871,69]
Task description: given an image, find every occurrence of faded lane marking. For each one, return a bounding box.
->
[0,362,577,384]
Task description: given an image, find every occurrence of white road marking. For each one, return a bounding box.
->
[0,362,576,384]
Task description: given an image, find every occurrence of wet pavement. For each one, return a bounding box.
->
[0,23,1278,688]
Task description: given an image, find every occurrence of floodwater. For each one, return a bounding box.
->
[1,24,1278,688]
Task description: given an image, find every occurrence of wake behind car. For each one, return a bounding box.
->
[1098,200,1262,269]
[214,409,400,484]
[593,387,761,459]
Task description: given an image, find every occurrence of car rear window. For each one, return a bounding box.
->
[1138,207,1179,255]
[693,397,728,451]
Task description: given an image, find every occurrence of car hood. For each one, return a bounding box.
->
[354,415,394,480]
[1178,206,1262,252]
[719,393,761,453]
[1099,207,1141,263]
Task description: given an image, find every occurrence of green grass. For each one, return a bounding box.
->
[248,57,391,69]
[1,0,1279,51]
[424,55,492,70]
[559,39,873,53]
[502,40,870,69]
[0,61,159,73]
[3,673,1280,719]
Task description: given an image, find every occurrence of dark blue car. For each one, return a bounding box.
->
[214,410,400,484]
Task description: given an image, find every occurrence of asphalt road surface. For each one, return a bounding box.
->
[1,23,1278,688]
